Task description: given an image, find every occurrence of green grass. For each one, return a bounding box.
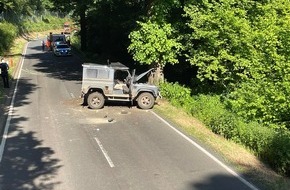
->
[153,100,290,190]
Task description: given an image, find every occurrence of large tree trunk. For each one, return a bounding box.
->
[148,62,164,85]
[79,4,87,51]
[145,0,154,16]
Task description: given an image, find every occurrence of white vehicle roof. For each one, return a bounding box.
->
[83,62,129,70]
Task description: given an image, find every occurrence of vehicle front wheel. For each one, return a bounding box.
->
[137,92,155,109]
[87,92,105,109]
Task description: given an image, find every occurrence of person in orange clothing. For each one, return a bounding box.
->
[46,40,51,50]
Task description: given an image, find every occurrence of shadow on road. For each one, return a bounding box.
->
[0,121,62,190]
[189,173,255,190]
[0,78,38,140]
[0,78,62,190]
[25,44,83,82]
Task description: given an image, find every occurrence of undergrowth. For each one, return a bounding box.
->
[159,81,290,176]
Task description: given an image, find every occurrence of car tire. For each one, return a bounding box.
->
[137,92,155,109]
[87,92,105,109]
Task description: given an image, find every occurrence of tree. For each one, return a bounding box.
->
[0,0,53,15]
[127,0,185,84]
[0,22,17,54]
[128,20,182,84]
[85,0,146,59]
[183,0,290,128]
[0,0,31,15]
[50,0,94,50]
[226,0,290,128]
[183,0,253,88]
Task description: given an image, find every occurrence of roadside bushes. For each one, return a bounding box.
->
[159,82,192,108]
[263,131,290,176]
[22,15,67,33]
[159,81,290,176]
[0,22,18,55]
[0,14,67,55]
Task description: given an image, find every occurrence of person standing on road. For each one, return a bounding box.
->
[46,39,51,50]
[41,40,45,51]
[49,32,53,51]
[66,36,71,46]
[0,58,10,88]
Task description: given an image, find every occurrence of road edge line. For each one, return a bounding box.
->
[150,110,259,190]
[0,42,28,162]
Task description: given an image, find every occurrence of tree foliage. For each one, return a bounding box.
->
[184,0,253,85]
[144,0,182,22]
[128,21,182,68]
[85,0,145,58]
[49,0,96,50]
[0,22,17,55]
[1,0,53,15]
[228,1,290,128]
[183,0,290,128]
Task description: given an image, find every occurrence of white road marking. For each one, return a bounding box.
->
[94,137,115,168]
[0,42,28,162]
[150,111,259,190]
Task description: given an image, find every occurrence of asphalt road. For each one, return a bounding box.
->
[0,40,258,190]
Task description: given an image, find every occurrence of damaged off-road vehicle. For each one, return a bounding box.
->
[81,62,161,109]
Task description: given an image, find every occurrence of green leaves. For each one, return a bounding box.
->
[128,21,182,68]
[183,0,290,128]
[0,22,17,54]
[160,81,290,176]
[228,76,290,128]
[184,0,253,85]
[1,0,52,15]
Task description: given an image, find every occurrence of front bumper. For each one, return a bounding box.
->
[54,50,72,56]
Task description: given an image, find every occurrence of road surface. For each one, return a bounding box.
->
[0,40,258,190]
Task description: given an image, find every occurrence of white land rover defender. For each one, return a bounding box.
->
[81,62,161,109]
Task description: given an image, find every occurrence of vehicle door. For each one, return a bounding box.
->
[113,69,130,94]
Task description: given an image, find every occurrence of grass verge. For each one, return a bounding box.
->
[154,99,290,190]
[0,34,27,104]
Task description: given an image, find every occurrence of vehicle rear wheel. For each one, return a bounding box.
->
[87,92,105,109]
[137,92,155,109]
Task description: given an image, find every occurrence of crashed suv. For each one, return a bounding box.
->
[81,62,161,109]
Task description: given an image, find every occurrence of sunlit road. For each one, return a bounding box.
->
[0,40,258,190]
